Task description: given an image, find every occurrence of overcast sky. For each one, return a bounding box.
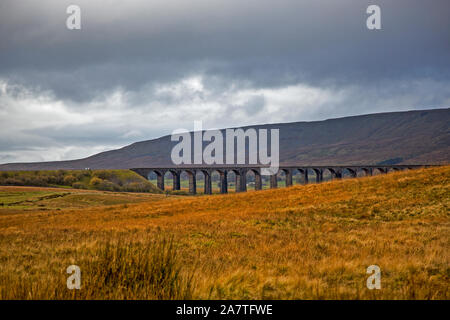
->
[0,0,449,163]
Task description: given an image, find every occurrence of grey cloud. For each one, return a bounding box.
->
[1,0,449,102]
[243,95,266,116]
[0,0,449,162]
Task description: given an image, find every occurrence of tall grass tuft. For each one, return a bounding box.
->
[0,235,196,300]
[85,236,195,299]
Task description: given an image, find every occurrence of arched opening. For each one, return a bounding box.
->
[312,168,323,183]
[373,167,386,176]
[246,169,256,191]
[209,170,223,194]
[245,169,262,191]
[358,168,372,177]
[343,168,357,179]
[163,170,174,190]
[292,169,305,185]
[198,169,213,195]
[226,169,239,193]
[195,170,206,194]
[147,170,156,183]
[324,168,338,181]
[257,173,270,189]
[280,169,293,187]
[212,169,227,194]
[233,169,247,192]
[275,170,285,188]
[178,169,197,194]
[268,170,280,188]
[178,171,188,191]
[299,168,311,185]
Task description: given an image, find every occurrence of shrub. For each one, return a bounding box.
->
[97,180,118,191]
[63,175,77,186]
[2,178,23,186]
[47,174,64,185]
[74,171,90,180]
[123,182,151,193]
[72,182,85,189]
[93,170,111,180]
[89,177,104,187]
[23,177,48,187]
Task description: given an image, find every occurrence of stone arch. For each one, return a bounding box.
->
[373,167,387,175]
[149,169,165,190]
[212,169,228,194]
[323,167,340,180]
[163,170,173,190]
[343,167,357,178]
[180,169,197,194]
[199,169,212,194]
[291,168,305,185]
[227,169,246,193]
[280,168,293,187]
[296,168,309,185]
[246,168,262,191]
[325,167,335,179]
[163,169,181,191]
[359,167,373,177]
[169,169,181,190]
[225,169,236,193]
[269,169,280,189]
[235,168,247,192]
[312,168,323,183]
[131,168,166,190]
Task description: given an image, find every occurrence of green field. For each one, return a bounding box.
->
[0,186,171,214]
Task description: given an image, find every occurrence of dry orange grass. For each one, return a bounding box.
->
[0,166,448,299]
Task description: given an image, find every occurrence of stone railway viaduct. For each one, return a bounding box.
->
[131,165,429,195]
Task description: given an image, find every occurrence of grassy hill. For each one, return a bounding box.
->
[0,169,161,193]
[0,166,448,299]
[0,108,449,171]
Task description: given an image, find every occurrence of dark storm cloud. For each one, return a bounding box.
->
[0,0,449,162]
[1,0,449,101]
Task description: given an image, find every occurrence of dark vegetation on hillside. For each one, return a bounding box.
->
[0,169,161,193]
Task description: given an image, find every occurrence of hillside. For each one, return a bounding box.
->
[0,108,449,170]
[0,166,448,299]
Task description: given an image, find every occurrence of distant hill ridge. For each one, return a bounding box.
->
[1,108,449,171]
